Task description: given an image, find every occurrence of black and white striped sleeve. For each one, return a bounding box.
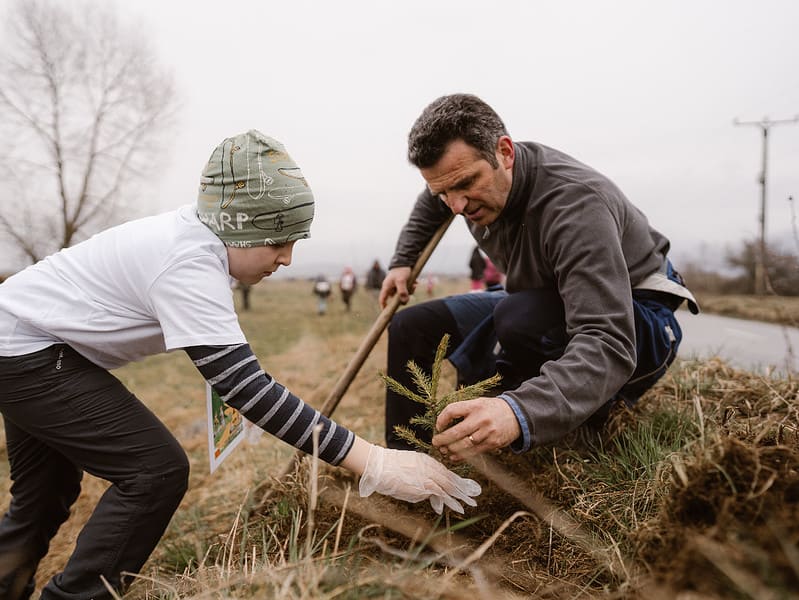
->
[184,344,354,465]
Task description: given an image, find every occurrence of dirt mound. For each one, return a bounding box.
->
[637,436,799,596]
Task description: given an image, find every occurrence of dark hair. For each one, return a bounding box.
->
[407,94,508,169]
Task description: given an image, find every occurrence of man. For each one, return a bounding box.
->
[379,94,697,462]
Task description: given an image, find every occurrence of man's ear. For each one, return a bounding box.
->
[496,135,515,168]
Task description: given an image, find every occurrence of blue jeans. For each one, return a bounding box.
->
[487,288,682,424]
[0,345,190,599]
[385,285,683,449]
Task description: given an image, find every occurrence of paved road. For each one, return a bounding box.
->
[675,311,799,374]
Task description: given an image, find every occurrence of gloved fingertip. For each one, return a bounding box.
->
[444,498,465,514]
[430,495,444,514]
[461,480,482,496]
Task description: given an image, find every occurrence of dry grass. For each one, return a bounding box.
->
[696,293,799,327]
[2,278,797,598]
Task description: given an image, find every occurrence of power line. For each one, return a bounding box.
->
[733,115,799,294]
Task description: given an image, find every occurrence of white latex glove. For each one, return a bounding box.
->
[358,445,481,514]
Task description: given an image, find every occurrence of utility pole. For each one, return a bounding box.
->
[734,115,799,295]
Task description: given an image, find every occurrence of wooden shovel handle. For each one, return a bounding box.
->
[319,214,455,417]
[255,215,455,506]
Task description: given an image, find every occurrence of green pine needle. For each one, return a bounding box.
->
[408,414,430,428]
[429,333,450,402]
[378,371,427,405]
[438,373,503,410]
[393,425,433,452]
[407,362,433,396]
[386,334,503,460]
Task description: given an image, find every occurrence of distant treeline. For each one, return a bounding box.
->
[682,240,799,296]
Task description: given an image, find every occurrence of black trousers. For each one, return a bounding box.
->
[0,345,189,599]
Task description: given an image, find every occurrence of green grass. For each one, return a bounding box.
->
[588,406,699,484]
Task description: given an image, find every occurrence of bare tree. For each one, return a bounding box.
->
[0,0,178,266]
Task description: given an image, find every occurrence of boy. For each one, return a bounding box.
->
[0,130,480,599]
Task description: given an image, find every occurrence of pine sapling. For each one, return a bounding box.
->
[380,334,502,461]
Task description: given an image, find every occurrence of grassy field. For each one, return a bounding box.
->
[2,278,797,599]
[695,293,799,327]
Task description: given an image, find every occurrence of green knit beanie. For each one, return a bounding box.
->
[197,130,314,247]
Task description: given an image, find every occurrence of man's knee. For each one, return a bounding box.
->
[493,302,522,349]
[388,300,456,353]
[387,305,418,343]
[493,289,567,359]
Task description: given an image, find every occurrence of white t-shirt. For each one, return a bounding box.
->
[340,273,355,291]
[0,205,246,369]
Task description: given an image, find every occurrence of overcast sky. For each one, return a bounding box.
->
[6,0,799,276]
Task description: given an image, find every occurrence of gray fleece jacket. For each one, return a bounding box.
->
[390,141,680,447]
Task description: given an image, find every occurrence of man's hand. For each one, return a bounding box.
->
[378,266,414,308]
[432,397,522,462]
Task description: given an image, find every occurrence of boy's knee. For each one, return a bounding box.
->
[156,450,190,499]
[124,448,190,504]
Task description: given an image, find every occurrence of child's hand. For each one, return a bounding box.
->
[358,444,481,513]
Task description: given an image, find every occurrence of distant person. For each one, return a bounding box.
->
[481,257,503,291]
[312,274,332,315]
[339,266,357,312]
[468,245,486,291]
[0,130,480,600]
[237,282,252,310]
[365,260,387,306]
[379,93,699,461]
[425,273,437,297]
[365,259,386,292]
